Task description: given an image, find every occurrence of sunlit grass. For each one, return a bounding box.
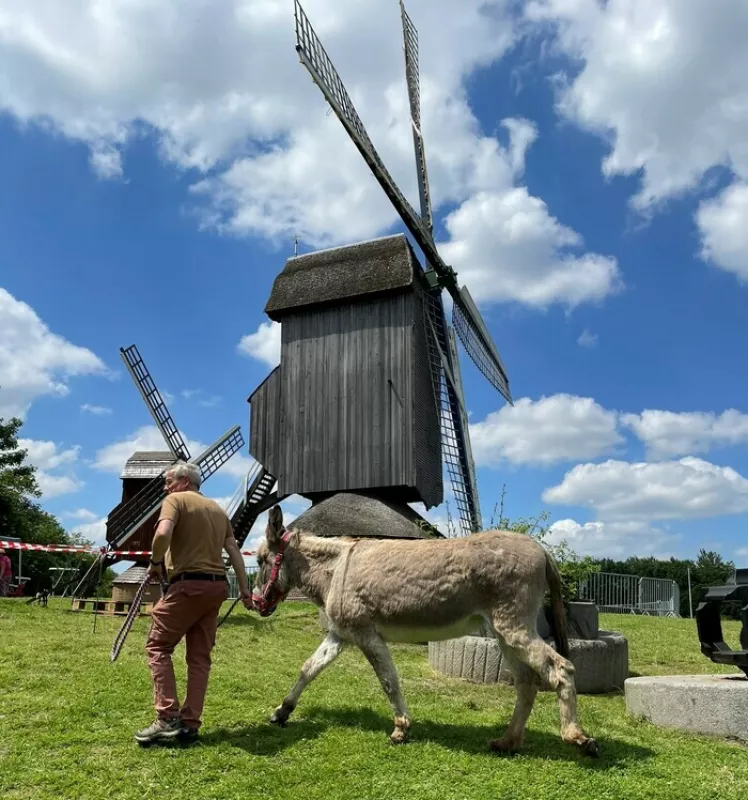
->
[1,599,745,800]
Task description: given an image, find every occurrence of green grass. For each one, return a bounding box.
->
[1,600,746,800]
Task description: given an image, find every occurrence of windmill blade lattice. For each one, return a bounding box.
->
[294,0,442,274]
[399,0,432,231]
[120,345,191,461]
[294,0,511,406]
[106,425,245,549]
[422,289,482,536]
[452,288,512,403]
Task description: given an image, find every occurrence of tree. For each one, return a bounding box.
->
[0,416,40,501]
[0,416,114,597]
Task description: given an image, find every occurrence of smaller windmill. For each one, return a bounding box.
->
[73,345,275,600]
[246,1,512,537]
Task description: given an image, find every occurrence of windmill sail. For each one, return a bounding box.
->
[422,290,481,535]
[120,344,191,461]
[106,425,244,549]
[399,0,432,232]
[294,0,511,406]
[452,287,512,403]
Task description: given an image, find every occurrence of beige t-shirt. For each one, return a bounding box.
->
[157,490,234,578]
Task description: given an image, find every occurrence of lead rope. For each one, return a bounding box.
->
[217,595,241,629]
[110,573,168,663]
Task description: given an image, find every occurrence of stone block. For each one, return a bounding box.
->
[625,674,748,741]
[428,631,628,694]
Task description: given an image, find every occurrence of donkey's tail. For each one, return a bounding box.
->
[544,550,570,659]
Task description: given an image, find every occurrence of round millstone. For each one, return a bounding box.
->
[428,631,629,694]
[625,674,748,741]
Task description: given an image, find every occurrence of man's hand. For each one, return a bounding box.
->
[240,589,254,610]
[148,562,164,581]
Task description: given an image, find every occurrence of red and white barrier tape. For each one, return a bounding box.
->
[0,540,257,557]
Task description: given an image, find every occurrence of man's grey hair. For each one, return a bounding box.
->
[168,461,202,488]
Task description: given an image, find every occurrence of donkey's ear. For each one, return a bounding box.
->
[266,505,284,546]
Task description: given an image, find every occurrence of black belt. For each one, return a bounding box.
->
[170,572,227,584]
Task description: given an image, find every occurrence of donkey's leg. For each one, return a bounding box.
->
[354,630,411,744]
[488,646,539,754]
[270,632,345,726]
[491,614,597,756]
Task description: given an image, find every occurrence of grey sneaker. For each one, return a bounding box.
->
[135,717,181,745]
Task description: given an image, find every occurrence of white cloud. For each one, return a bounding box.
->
[577,329,597,348]
[17,437,83,498]
[527,0,748,210]
[621,409,748,459]
[470,394,623,466]
[70,517,108,547]
[18,438,79,470]
[91,423,254,481]
[89,143,123,179]
[91,425,174,473]
[80,403,112,415]
[0,288,109,418]
[439,186,621,308]
[736,547,748,560]
[181,389,222,408]
[238,321,281,368]
[696,182,748,282]
[62,508,98,522]
[36,473,83,499]
[543,457,748,521]
[0,1,617,311]
[545,518,679,559]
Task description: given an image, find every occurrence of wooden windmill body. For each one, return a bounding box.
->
[247,1,514,538]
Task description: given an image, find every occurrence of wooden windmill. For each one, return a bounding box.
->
[247,1,513,538]
[73,345,278,598]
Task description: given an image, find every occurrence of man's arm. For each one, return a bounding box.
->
[223,533,251,598]
[148,495,179,578]
[151,519,175,564]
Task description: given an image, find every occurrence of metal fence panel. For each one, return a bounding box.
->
[578,572,680,616]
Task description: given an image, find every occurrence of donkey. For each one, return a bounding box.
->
[252,505,598,756]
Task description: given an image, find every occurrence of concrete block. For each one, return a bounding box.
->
[428,631,628,694]
[625,674,748,741]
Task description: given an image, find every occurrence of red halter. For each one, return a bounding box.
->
[252,530,293,617]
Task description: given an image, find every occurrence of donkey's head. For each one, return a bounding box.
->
[252,505,298,617]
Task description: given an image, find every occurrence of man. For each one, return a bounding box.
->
[135,461,253,745]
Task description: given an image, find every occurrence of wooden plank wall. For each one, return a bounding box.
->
[278,293,420,497]
[249,367,282,478]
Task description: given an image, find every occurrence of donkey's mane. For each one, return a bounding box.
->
[294,531,352,559]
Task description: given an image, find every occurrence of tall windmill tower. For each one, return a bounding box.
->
[247,1,512,538]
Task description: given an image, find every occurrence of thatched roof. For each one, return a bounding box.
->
[264,234,420,320]
[288,492,445,540]
[120,451,174,480]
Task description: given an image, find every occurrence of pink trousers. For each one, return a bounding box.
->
[145,579,229,729]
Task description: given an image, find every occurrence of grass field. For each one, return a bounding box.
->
[1,598,746,800]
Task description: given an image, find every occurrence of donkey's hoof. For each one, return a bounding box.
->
[389,730,409,745]
[488,737,519,755]
[270,709,290,727]
[582,737,600,758]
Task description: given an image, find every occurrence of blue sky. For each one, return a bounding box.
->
[1,0,748,566]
